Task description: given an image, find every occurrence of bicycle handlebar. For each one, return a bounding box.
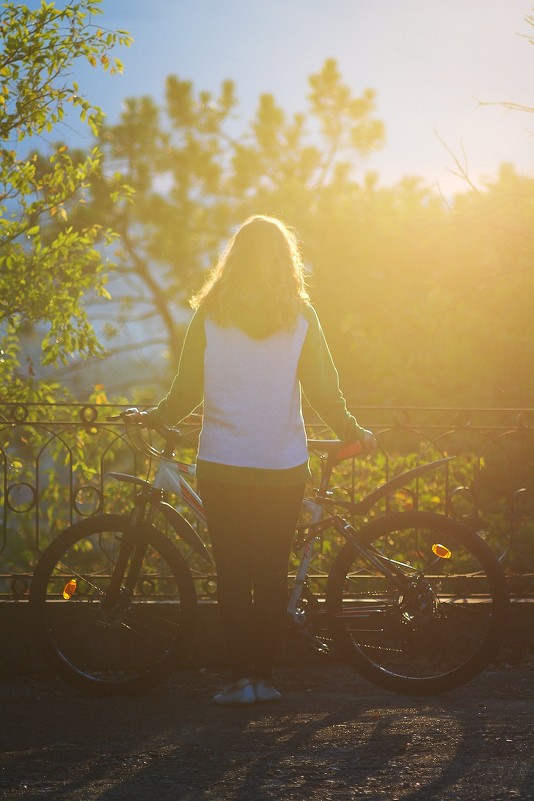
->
[106,408,183,460]
[110,409,365,465]
[307,438,363,464]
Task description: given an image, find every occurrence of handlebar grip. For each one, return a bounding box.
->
[335,440,363,463]
[106,408,141,423]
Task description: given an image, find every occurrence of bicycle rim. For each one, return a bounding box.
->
[30,515,196,695]
[327,512,509,695]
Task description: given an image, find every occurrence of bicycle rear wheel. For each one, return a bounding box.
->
[30,514,197,695]
[327,512,509,695]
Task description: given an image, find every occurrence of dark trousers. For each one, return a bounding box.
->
[198,479,305,681]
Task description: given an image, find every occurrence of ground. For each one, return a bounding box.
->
[1,660,533,801]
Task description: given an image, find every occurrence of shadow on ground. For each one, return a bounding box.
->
[1,662,533,801]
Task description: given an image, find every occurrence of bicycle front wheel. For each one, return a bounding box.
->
[327,512,509,695]
[30,514,197,695]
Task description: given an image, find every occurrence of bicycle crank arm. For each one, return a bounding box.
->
[287,616,331,656]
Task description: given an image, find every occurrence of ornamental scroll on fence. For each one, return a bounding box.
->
[1,402,533,600]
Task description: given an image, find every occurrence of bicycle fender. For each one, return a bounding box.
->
[345,456,455,515]
[158,501,214,565]
[107,471,151,489]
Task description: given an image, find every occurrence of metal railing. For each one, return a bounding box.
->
[1,402,533,600]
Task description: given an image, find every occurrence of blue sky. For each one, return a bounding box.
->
[48,0,534,196]
[11,1,533,389]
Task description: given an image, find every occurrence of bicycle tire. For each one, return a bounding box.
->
[326,511,509,695]
[30,514,197,696]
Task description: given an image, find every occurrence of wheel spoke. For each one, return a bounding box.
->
[327,512,508,694]
[30,515,196,694]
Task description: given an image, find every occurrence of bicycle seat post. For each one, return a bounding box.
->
[317,455,335,500]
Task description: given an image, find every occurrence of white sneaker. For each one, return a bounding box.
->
[253,679,282,703]
[213,678,255,706]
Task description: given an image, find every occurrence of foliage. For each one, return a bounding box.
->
[0,392,140,581]
[0,0,132,399]
[0,7,532,409]
[1,404,532,597]
[64,56,534,409]
[70,58,385,395]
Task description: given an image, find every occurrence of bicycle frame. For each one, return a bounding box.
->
[33,416,507,696]
[287,497,325,621]
[109,435,454,620]
[108,457,212,564]
[152,461,207,526]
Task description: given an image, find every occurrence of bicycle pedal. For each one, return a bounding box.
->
[301,628,331,656]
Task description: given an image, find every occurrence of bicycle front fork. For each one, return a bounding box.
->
[101,505,152,611]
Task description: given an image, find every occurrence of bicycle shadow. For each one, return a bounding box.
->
[50,684,483,799]
[207,696,469,801]
[5,666,531,801]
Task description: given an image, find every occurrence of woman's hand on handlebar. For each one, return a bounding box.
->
[360,429,378,455]
[121,408,173,440]
[115,408,150,426]
[126,409,150,426]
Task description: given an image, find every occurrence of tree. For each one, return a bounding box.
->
[70,58,384,394]
[37,54,533,410]
[0,0,131,398]
[479,12,533,116]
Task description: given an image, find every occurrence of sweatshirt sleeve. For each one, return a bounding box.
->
[146,306,206,427]
[298,304,366,442]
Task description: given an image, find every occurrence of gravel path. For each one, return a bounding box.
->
[2,662,533,800]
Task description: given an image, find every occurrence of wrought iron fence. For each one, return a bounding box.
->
[1,402,533,600]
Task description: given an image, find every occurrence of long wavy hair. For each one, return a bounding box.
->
[190,215,309,337]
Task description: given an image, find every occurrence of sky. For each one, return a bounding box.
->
[54,0,534,196]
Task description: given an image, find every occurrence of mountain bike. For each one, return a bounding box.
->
[29,410,509,697]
